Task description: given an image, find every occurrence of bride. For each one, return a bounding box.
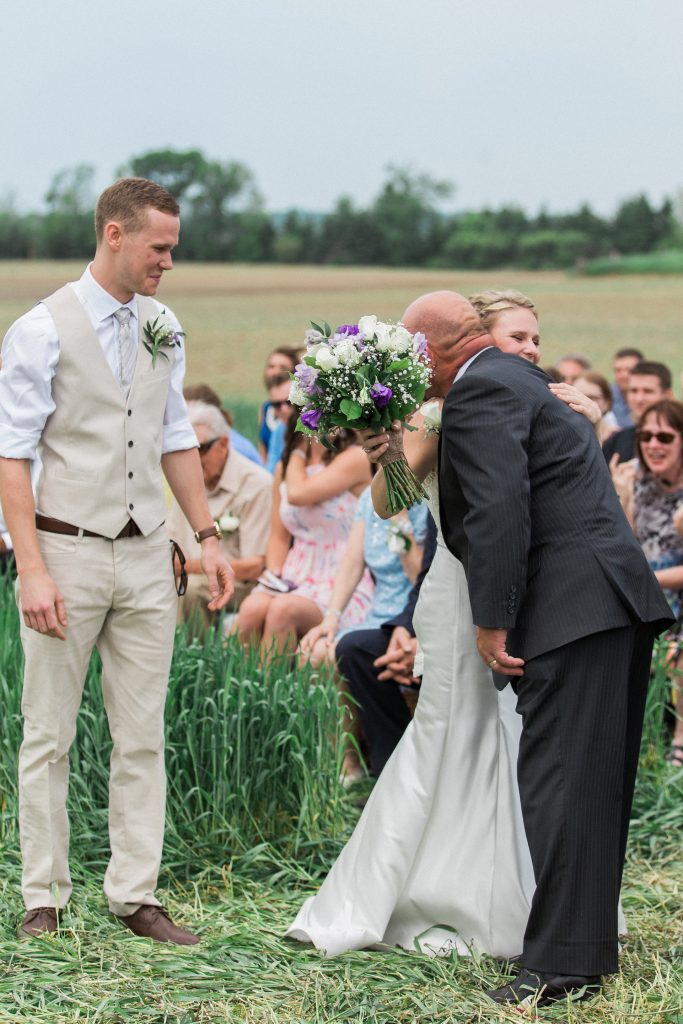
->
[287,290,601,959]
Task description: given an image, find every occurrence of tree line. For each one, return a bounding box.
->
[0,148,680,269]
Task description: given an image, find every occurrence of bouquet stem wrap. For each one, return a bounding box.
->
[379,430,428,514]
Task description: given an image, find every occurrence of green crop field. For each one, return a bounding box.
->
[0,262,682,1022]
[1,262,682,406]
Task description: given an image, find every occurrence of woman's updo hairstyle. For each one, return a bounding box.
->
[468,289,537,332]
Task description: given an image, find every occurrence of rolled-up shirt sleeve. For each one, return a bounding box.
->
[159,306,198,454]
[0,305,59,459]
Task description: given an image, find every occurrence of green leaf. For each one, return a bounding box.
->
[340,398,362,421]
[323,321,332,337]
[310,320,324,334]
[388,358,411,372]
[387,398,401,420]
[303,355,318,367]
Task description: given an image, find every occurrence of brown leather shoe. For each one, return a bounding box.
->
[115,905,199,945]
[18,907,59,939]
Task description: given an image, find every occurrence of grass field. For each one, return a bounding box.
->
[1,262,682,405]
[0,262,682,1021]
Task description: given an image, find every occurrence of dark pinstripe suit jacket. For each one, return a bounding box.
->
[438,348,673,663]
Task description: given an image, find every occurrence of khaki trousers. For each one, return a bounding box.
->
[17,526,177,916]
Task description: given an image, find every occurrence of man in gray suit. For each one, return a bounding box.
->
[401,291,672,1008]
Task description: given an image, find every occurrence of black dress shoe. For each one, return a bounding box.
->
[486,967,602,1007]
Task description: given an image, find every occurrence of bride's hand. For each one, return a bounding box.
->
[547,382,601,425]
[358,420,402,463]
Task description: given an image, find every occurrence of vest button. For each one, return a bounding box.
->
[128,440,134,447]
[128,471,133,479]
[129,503,134,510]
[127,409,132,416]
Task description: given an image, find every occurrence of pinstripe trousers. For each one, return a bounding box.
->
[515,623,655,976]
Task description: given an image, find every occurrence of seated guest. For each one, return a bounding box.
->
[610,347,644,428]
[573,371,620,443]
[299,488,429,783]
[604,360,673,465]
[258,347,300,463]
[554,353,591,383]
[611,398,683,767]
[166,400,272,632]
[264,374,296,473]
[184,383,263,467]
[237,421,373,657]
[334,518,437,778]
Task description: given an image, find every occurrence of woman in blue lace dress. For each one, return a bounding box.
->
[299,487,428,782]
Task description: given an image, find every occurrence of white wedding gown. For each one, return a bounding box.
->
[287,472,536,958]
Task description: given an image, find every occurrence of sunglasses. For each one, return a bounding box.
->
[198,437,222,455]
[270,400,292,410]
[171,540,188,597]
[637,430,678,445]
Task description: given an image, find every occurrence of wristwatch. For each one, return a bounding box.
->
[194,522,222,544]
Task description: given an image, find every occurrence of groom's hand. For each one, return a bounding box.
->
[200,539,235,611]
[475,627,524,677]
[20,567,68,640]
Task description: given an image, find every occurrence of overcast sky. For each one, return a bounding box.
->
[3,0,682,217]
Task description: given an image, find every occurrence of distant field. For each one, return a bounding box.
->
[1,262,681,402]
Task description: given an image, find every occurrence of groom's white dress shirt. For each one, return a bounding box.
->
[0,265,196,460]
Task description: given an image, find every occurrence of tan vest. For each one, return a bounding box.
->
[37,284,176,538]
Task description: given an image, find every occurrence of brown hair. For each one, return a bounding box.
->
[281,417,357,471]
[468,289,537,332]
[95,178,180,242]
[576,371,613,408]
[264,346,301,386]
[183,383,233,426]
[636,399,683,470]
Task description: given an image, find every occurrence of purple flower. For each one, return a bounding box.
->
[301,407,322,430]
[294,362,321,396]
[413,331,428,357]
[336,324,360,336]
[370,382,393,408]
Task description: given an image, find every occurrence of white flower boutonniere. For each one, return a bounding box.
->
[142,310,184,368]
[387,519,413,555]
[420,399,442,436]
[218,512,240,534]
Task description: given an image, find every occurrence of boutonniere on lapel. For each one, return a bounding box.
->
[218,512,240,534]
[142,311,184,368]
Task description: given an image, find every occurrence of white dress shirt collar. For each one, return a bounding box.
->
[454,345,494,382]
[78,264,137,323]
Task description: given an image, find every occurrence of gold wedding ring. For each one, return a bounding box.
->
[488,658,498,668]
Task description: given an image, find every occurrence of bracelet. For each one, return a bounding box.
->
[289,448,307,461]
[324,607,342,618]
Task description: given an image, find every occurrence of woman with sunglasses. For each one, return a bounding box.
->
[612,398,683,767]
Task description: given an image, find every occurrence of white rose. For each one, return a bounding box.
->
[358,314,378,340]
[316,346,339,371]
[288,381,308,407]
[218,512,240,533]
[389,325,413,354]
[334,340,361,367]
[420,399,442,435]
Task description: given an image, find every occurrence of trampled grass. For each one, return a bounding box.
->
[0,575,681,1022]
[1,262,682,402]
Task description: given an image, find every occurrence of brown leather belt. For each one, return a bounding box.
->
[36,513,143,540]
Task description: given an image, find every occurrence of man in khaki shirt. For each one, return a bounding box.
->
[167,400,272,631]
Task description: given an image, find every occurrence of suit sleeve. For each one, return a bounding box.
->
[442,376,531,628]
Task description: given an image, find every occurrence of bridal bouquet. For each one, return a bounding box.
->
[289,316,432,512]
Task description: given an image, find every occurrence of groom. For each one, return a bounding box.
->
[401,291,673,1007]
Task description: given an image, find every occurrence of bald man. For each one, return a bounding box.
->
[401,291,672,1007]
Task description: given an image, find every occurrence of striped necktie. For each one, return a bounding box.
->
[113,307,137,392]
